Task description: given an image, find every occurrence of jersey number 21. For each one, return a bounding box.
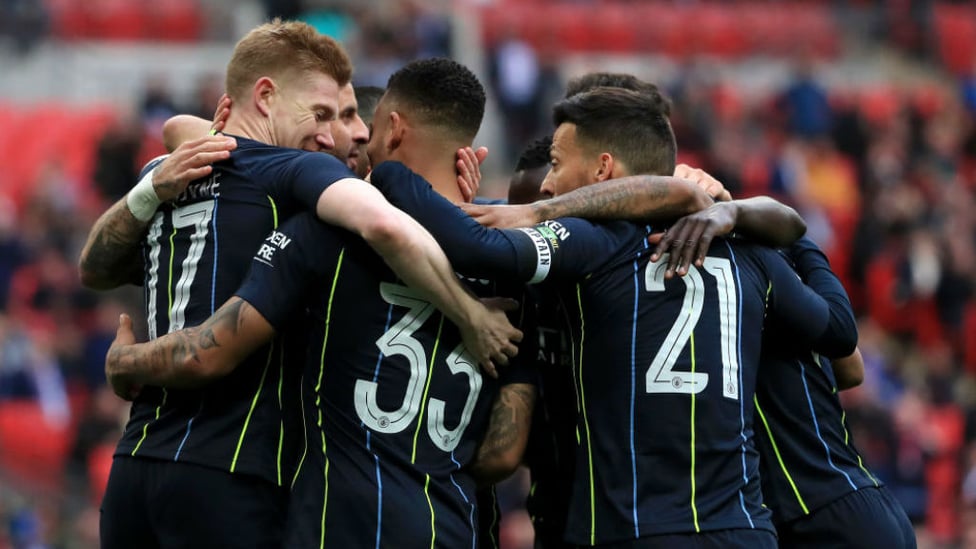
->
[644,255,740,400]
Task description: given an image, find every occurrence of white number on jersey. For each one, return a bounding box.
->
[644,255,741,400]
[354,282,482,451]
[146,199,215,339]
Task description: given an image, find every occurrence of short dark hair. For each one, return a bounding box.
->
[553,87,676,176]
[353,85,385,125]
[515,135,553,172]
[564,72,671,116]
[384,58,485,142]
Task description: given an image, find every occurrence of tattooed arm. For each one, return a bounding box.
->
[468,383,536,486]
[78,197,148,289]
[460,175,712,229]
[79,135,236,289]
[105,297,273,398]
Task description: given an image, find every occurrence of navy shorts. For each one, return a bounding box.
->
[100,455,288,549]
[777,486,916,549]
[572,528,777,549]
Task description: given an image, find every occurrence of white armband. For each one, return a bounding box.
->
[126,168,162,222]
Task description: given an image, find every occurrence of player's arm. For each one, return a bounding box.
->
[370,161,620,284]
[832,347,864,390]
[162,115,214,152]
[461,174,712,229]
[766,238,857,358]
[161,95,231,151]
[468,383,536,486]
[652,197,807,278]
[105,297,272,398]
[78,135,236,289]
[314,178,522,372]
[104,214,327,398]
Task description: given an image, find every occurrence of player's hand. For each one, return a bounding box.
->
[673,163,732,202]
[456,146,488,203]
[460,297,523,378]
[210,94,232,133]
[460,203,537,229]
[649,202,738,278]
[152,134,237,202]
[105,314,143,401]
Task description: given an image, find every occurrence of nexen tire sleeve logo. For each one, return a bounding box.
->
[517,227,554,283]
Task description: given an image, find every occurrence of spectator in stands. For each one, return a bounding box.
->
[92,114,141,203]
[489,31,545,163]
[0,0,48,54]
[777,52,833,140]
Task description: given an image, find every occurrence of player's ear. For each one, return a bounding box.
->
[387,111,405,152]
[594,152,614,182]
[253,77,276,117]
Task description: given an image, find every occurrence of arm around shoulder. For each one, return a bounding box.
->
[105,297,275,394]
[730,197,806,247]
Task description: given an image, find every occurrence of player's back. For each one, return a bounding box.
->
[116,137,354,485]
[238,213,530,548]
[560,229,782,545]
[754,339,881,525]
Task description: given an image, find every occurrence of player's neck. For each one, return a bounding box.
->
[399,145,464,204]
[223,113,271,145]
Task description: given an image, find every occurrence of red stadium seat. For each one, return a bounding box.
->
[149,0,204,42]
[88,0,149,41]
[934,4,976,76]
[0,400,73,490]
[88,442,115,503]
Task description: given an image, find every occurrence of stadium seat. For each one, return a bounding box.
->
[87,0,149,41]
[934,4,976,76]
[149,0,204,42]
[45,0,91,40]
[0,400,73,490]
[87,442,114,503]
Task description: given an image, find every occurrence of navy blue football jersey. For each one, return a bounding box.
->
[522,283,577,549]
[754,238,880,526]
[115,137,355,485]
[370,161,858,546]
[236,212,534,549]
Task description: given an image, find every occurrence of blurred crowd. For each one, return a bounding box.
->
[1,1,976,548]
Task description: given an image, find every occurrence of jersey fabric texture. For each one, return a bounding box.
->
[370,161,858,546]
[236,210,534,549]
[114,137,355,485]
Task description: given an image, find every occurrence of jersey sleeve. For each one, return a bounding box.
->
[235,213,343,330]
[369,161,631,283]
[787,236,858,354]
[276,152,357,212]
[139,154,169,179]
[763,246,857,359]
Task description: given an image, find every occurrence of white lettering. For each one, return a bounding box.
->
[518,227,552,284]
[268,231,292,249]
[257,244,275,261]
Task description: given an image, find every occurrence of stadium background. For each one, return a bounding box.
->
[0,0,974,547]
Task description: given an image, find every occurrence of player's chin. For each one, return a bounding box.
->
[345,154,359,173]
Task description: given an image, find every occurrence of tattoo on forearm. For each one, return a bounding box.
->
[81,201,148,284]
[111,299,249,387]
[475,384,535,465]
[536,176,671,221]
